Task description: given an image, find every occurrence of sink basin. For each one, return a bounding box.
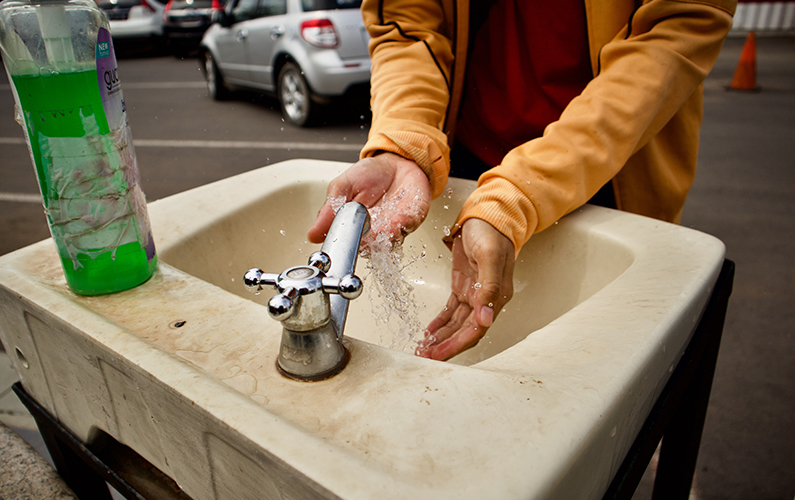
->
[0,160,725,499]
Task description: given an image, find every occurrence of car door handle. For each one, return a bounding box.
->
[236,29,248,42]
[270,26,285,39]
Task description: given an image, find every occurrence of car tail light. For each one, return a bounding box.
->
[142,0,156,12]
[300,19,338,48]
[211,0,223,9]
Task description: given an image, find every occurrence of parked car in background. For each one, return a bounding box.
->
[162,0,226,55]
[97,0,166,42]
[199,0,370,127]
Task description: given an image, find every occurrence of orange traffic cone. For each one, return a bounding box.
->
[729,32,758,91]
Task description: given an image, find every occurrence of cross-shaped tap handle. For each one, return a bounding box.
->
[243,251,363,327]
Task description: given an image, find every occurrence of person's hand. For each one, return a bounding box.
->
[308,153,432,246]
[417,218,515,361]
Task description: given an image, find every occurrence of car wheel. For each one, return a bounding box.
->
[204,52,231,100]
[278,62,316,127]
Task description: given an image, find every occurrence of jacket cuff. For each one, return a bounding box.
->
[444,177,539,258]
[361,131,449,199]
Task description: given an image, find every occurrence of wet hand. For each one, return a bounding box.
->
[307,153,432,246]
[417,219,515,361]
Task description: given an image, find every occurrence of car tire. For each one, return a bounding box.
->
[204,52,231,100]
[277,62,316,127]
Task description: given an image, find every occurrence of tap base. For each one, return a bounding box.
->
[276,324,350,381]
[276,347,350,382]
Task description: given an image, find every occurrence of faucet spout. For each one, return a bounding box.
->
[321,202,370,341]
[243,202,369,381]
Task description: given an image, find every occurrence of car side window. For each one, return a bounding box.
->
[256,0,286,17]
[231,0,258,22]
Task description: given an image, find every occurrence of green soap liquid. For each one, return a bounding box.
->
[13,70,157,296]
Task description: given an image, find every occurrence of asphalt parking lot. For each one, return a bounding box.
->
[1,35,793,500]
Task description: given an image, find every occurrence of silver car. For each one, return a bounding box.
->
[97,0,166,41]
[199,0,370,126]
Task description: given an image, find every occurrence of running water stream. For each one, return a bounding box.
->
[328,194,427,352]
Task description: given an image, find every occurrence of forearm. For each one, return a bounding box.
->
[359,0,454,198]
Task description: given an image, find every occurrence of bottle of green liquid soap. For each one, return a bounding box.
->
[0,0,157,295]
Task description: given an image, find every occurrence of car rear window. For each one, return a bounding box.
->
[169,0,222,9]
[301,0,361,12]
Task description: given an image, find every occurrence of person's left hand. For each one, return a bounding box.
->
[417,218,515,361]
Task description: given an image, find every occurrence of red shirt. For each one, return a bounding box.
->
[456,0,594,168]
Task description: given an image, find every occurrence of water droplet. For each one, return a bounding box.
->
[488,302,493,308]
[443,226,451,236]
[443,205,449,210]
[473,282,482,290]
[280,230,286,236]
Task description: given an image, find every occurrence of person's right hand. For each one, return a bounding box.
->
[307,153,432,247]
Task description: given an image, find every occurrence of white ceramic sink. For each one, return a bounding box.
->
[0,160,725,499]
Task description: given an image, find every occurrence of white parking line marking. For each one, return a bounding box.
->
[1,82,207,90]
[0,192,41,203]
[122,82,207,89]
[134,139,363,151]
[1,137,363,151]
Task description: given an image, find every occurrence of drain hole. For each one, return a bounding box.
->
[15,347,29,369]
[169,320,187,329]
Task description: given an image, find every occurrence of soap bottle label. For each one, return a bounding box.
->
[96,28,124,131]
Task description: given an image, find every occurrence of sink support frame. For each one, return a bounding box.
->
[11,260,735,500]
[12,381,192,500]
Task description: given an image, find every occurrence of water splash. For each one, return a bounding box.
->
[326,194,424,351]
[361,231,424,351]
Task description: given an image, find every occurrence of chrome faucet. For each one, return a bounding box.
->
[244,202,370,381]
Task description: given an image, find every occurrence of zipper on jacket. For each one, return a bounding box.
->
[595,3,640,76]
